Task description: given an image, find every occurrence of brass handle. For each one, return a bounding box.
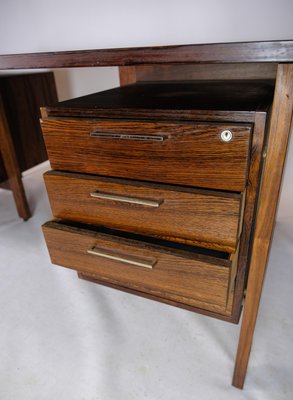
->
[90,132,166,141]
[87,247,156,269]
[90,191,163,207]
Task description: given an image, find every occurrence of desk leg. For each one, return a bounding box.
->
[119,66,137,86]
[0,95,31,220]
[232,64,293,389]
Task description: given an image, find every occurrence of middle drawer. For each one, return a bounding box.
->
[44,171,243,252]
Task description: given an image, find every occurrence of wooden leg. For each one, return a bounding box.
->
[119,66,137,86]
[0,95,31,220]
[232,64,293,389]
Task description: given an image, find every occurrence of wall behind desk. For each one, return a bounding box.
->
[1,0,293,53]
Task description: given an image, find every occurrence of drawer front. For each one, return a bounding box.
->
[45,171,242,252]
[41,118,251,192]
[42,221,233,314]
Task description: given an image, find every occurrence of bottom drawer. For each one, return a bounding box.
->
[42,221,237,316]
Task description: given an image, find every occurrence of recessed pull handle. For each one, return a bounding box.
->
[87,247,156,269]
[90,191,163,208]
[90,132,166,141]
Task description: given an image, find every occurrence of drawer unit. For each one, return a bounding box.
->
[43,220,235,314]
[44,171,243,252]
[40,80,272,324]
[41,118,252,192]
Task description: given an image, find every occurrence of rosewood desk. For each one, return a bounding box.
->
[1,40,292,389]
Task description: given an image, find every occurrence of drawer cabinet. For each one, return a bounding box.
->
[41,80,273,323]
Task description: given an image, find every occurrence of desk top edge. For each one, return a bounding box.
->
[1,40,293,70]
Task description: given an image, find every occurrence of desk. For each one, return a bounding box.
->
[1,40,292,389]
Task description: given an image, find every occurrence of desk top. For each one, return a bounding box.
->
[0,40,293,70]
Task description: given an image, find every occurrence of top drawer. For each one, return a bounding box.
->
[41,118,252,192]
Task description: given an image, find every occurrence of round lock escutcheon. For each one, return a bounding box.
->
[220,130,233,142]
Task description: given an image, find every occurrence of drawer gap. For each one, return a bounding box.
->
[55,219,231,261]
[51,169,242,198]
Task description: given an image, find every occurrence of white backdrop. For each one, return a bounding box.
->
[1,0,293,53]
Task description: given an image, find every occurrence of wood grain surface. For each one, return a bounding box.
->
[43,220,234,314]
[44,171,243,252]
[134,64,277,82]
[0,72,57,182]
[41,119,251,192]
[232,64,293,389]
[0,94,30,220]
[229,112,268,321]
[78,271,239,323]
[1,40,293,70]
[119,66,137,86]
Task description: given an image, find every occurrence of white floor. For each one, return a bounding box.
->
[0,161,292,400]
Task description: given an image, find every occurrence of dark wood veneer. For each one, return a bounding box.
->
[1,40,293,69]
[233,63,293,388]
[77,272,240,323]
[46,80,274,115]
[43,220,234,315]
[41,118,252,192]
[44,171,243,253]
[0,72,57,182]
[0,95,30,220]
[41,80,271,327]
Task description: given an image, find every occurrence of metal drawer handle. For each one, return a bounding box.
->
[90,191,163,208]
[90,132,166,141]
[87,247,156,269]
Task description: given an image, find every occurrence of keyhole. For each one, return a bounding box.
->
[220,130,233,142]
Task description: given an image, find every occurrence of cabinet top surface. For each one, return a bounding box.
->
[46,81,274,118]
[1,40,293,70]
